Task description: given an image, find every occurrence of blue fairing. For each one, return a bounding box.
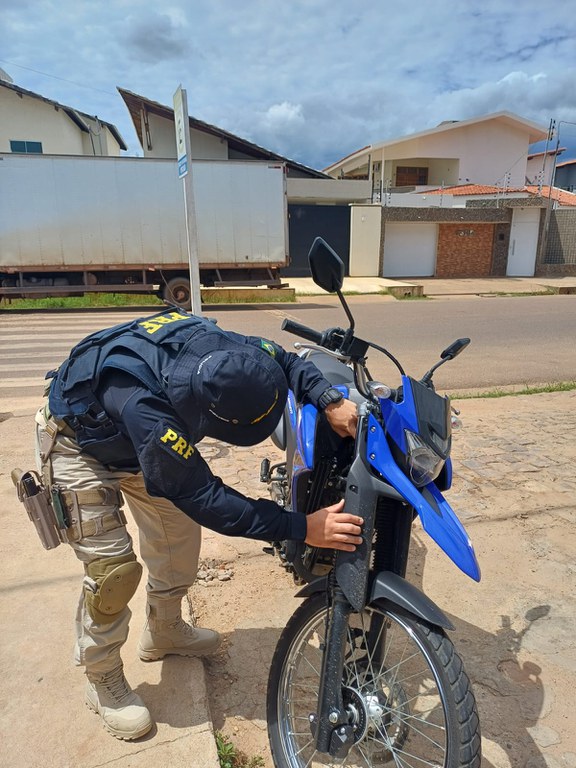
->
[367,414,481,581]
[287,391,297,431]
[299,404,318,469]
[379,375,419,453]
[297,385,349,471]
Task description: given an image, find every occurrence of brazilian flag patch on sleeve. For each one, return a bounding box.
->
[260,339,277,358]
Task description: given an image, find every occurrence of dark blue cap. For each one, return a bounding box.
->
[169,329,287,446]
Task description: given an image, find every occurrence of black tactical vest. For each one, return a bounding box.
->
[48,310,226,465]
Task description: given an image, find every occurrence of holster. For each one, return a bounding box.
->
[12,469,65,550]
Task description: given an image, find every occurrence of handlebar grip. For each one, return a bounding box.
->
[281,319,324,345]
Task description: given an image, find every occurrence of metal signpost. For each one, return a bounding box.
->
[173,85,202,315]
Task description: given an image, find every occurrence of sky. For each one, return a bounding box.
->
[2,0,576,170]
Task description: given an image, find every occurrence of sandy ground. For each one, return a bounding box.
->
[190,391,576,768]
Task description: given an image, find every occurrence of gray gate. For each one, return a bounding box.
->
[284,204,351,277]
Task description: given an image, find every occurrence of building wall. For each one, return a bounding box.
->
[349,205,382,275]
[492,223,511,276]
[537,210,576,275]
[555,163,576,192]
[526,154,555,186]
[142,112,228,159]
[0,87,84,154]
[436,223,495,277]
[80,115,122,156]
[287,178,370,203]
[440,122,529,187]
[0,88,122,156]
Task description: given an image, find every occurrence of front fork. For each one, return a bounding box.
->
[311,587,356,758]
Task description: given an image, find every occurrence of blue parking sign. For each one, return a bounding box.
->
[178,155,188,179]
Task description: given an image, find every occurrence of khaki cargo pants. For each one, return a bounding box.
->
[35,410,201,675]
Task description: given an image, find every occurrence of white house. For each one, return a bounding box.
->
[322,112,576,280]
[0,69,126,156]
[325,112,547,194]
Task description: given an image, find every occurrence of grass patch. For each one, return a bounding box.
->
[215,731,265,768]
[451,381,576,399]
[1,290,296,310]
[202,292,296,304]
[0,293,164,310]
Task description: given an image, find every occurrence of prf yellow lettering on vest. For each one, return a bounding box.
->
[138,312,190,335]
[160,428,195,459]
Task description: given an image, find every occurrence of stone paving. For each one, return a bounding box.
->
[197,389,576,768]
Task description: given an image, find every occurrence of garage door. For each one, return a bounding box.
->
[383,222,437,276]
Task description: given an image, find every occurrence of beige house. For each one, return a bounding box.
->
[0,69,126,156]
[325,112,547,195]
[322,112,576,280]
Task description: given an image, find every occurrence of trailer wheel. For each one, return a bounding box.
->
[163,277,191,310]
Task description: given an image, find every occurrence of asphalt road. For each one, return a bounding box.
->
[1,294,575,405]
[207,293,576,391]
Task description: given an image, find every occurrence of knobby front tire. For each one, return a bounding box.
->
[266,594,481,768]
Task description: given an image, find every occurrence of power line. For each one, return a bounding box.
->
[0,58,117,97]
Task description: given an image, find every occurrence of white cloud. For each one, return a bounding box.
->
[427,71,576,131]
[263,102,304,129]
[1,0,575,166]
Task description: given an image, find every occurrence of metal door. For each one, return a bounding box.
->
[506,208,541,276]
[285,205,350,276]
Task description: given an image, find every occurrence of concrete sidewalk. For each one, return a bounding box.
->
[0,395,220,768]
[284,274,576,298]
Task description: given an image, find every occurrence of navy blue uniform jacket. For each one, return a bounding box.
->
[49,311,334,544]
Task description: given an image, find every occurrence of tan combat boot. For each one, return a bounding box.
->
[85,664,153,740]
[138,597,221,661]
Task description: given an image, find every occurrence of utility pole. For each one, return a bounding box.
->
[538,119,555,193]
[538,122,560,270]
[173,85,202,315]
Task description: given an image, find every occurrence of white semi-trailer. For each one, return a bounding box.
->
[0,154,288,306]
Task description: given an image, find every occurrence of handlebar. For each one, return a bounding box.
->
[281,319,325,345]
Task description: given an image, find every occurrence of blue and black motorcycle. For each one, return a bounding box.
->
[261,238,481,768]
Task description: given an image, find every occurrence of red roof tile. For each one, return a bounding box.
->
[426,184,576,206]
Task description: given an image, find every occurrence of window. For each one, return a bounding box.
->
[396,166,428,186]
[10,140,43,154]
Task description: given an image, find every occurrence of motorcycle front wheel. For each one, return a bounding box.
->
[267,594,481,768]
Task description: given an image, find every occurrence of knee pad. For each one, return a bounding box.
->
[84,553,143,624]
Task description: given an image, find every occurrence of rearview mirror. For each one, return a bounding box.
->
[441,338,471,360]
[308,237,345,293]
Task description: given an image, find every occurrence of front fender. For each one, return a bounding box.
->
[295,572,453,630]
[370,570,454,630]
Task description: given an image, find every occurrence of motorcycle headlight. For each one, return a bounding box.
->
[405,430,444,487]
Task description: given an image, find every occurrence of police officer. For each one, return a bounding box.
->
[37,308,361,740]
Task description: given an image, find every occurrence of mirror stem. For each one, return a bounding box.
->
[336,288,355,332]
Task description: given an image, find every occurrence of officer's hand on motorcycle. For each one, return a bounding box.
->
[305,499,363,552]
[324,398,358,438]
